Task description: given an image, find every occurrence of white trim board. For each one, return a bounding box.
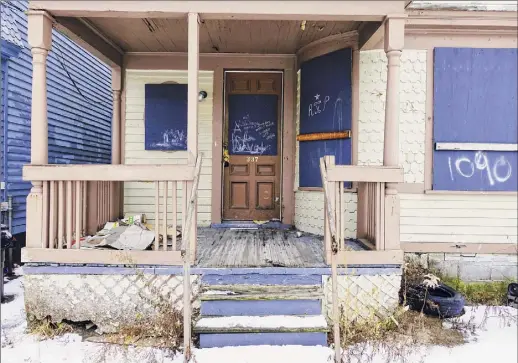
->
[435,143,518,152]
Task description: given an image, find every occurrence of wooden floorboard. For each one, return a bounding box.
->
[196,228,328,268]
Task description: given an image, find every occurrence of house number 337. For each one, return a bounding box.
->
[247,157,259,162]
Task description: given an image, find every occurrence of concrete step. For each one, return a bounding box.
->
[195,315,329,348]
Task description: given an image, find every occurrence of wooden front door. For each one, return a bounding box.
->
[223,72,282,221]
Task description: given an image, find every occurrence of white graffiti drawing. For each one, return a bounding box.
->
[231,114,274,155]
[308,93,330,117]
[152,129,187,149]
[448,151,512,186]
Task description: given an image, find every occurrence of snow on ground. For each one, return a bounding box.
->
[195,315,328,329]
[1,269,517,363]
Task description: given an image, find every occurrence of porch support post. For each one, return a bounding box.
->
[111,67,122,220]
[382,15,405,250]
[187,12,199,259]
[111,67,122,165]
[26,11,52,248]
[183,12,199,362]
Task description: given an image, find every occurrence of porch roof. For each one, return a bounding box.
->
[28,0,409,67]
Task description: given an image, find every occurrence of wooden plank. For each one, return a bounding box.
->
[401,242,518,254]
[401,216,517,227]
[30,1,404,20]
[400,208,514,219]
[435,142,518,152]
[200,292,323,301]
[401,234,517,244]
[336,250,404,265]
[23,164,195,182]
[400,225,516,236]
[21,248,184,265]
[327,165,404,183]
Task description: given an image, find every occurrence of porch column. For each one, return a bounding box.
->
[187,12,199,257]
[183,12,199,361]
[26,11,52,248]
[382,15,405,250]
[111,66,122,165]
[111,67,122,220]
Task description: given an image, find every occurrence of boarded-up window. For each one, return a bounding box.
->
[144,84,188,151]
[298,48,352,188]
[433,48,517,191]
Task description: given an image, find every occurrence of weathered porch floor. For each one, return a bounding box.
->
[196,228,367,268]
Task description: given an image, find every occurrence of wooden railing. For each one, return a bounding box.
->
[320,155,405,263]
[319,155,405,363]
[22,156,202,266]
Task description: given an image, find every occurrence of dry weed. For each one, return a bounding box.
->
[27,315,74,339]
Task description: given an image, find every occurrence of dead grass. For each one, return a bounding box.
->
[440,276,511,306]
[27,316,74,339]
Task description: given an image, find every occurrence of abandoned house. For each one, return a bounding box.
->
[19,0,517,349]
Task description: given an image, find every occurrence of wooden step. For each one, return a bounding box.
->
[194,315,329,334]
[201,299,322,316]
[200,284,323,300]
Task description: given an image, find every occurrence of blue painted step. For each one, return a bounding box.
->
[199,332,327,348]
[202,273,322,286]
[201,299,322,316]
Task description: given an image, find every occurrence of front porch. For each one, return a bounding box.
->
[21,3,410,359]
[22,1,408,268]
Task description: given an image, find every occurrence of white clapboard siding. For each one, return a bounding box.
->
[123,70,214,226]
[400,193,518,244]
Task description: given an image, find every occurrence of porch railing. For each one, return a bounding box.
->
[22,156,202,266]
[320,155,405,263]
[319,155,405,363]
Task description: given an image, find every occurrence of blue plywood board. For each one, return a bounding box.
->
[228,94,278,155]
[299,48,352,187]
[2,1,112,234]
[144,84,188,151]
[199,332,327,348]
[433,47,518,191]
[433,150,517,192]
[201,299,322,316]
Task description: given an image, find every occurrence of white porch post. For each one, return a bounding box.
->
[26,11,52,248]
[187,12,199,258]
[183,11,199,362]
[111,67,122,220]
[111,67,122,165]
[383,15,406,250]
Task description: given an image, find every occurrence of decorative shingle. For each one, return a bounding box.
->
[1,2,23,47]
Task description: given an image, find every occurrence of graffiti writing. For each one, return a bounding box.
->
[448,151,512,186]
[308,94,330,117]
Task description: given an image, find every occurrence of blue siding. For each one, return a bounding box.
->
[1,60,6,198]
[2,1,112,234]
[433,48,518,192]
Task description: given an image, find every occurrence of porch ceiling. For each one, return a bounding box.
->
[85,17,360,53]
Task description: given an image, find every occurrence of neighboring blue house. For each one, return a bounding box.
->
[1,1,112,241]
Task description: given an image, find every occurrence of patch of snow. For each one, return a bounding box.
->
[202,290,236,295]
[195,315,328,330]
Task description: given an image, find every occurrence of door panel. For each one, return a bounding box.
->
[223,72,282,221]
